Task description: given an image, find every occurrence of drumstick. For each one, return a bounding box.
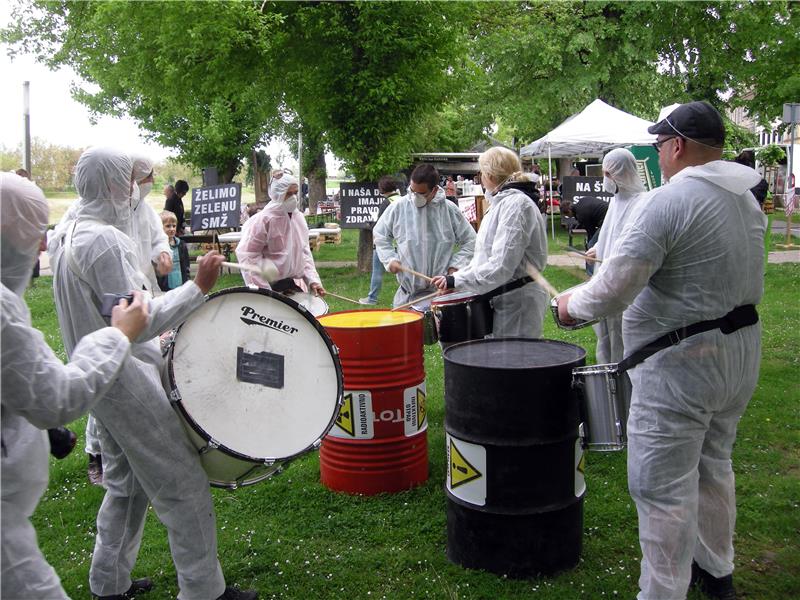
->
[566,251,603,264]
[325,291,362,305]
[396,264,435,283]
[221,261,263,275]
[391,290,442,311]
[524,262,560,299]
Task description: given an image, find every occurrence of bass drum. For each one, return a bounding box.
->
[167,287,343,488]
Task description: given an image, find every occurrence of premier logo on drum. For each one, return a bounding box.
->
[240,306,299,335]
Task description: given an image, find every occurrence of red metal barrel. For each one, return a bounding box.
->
[317,309,428,495]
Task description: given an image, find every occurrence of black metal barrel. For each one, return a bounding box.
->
[443,338,586,578]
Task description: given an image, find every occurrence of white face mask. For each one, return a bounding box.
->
[138,181,153,200]
[283,195,298,212]
[412,192,429,208]
[603,176,617,194]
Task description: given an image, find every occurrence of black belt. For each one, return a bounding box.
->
[617,304,759,373]
[482,276,534,302]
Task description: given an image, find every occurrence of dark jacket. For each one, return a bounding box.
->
[572,195,609,241]
[503,181,540,202]
[157,239,190,292]
[164,193,187,235]
[750,178,768,206]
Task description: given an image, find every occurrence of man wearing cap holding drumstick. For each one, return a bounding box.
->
[558,101,765,600]
[236,172,326,297]
[374,163,475,308]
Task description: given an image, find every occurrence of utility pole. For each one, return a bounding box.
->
[22,81,31,174]
[297,131,303,194]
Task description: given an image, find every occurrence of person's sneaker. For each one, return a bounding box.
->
[93,577,153,599]
[690,561,737,600]
[216,585,258,600]
[358,297,377,305]
[88,453,104,486]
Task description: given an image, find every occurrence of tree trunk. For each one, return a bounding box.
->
[220,160,240,184]
[253,149,267,204]
[358,229,373,273]
[307,149,327,215]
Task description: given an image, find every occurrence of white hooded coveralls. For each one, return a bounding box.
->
[130,154,170,295]
[452,187,548,338]
[235,174,321,290]
[374,187,476,307]
[49,147,226,599]
[1,172,131,600]
[83,155,170,457]
[568,160,765,600]
[592,148,646,363]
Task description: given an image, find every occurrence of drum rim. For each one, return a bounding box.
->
[443,337,587,370]
[572,363,622,375]
[431,290,481,307]
[167,286,344,464]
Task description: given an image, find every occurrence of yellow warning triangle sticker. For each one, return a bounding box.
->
[416,387,427,430]
[450,439,482,488]
[335,393,355,437]
[577,452,586,476]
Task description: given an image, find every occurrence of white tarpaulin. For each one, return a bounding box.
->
[520,99,657,158]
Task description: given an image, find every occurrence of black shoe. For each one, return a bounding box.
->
[88,453,104,486]
[93,578,154,600]
[217,585,259,600]
[690,561,736,600]
[48,427,77,459]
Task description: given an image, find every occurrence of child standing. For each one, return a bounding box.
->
[157,211,190,292]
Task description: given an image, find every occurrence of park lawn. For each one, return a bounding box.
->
[23,262,799,600]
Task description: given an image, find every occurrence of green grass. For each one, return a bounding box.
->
[23,263,800,600]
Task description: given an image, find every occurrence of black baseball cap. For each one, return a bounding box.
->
[648,101,725,147]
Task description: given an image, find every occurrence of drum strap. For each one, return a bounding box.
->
[481,276,534,302]
[616,304,759,373]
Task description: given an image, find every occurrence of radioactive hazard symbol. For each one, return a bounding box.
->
[416,387,427,430]
[449,439,482,488]
[335,393,355,437]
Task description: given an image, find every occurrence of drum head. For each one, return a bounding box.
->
[431,289,480,307]
[291,291,329,317]
[170,288,343,461]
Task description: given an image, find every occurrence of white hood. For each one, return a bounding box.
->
[673,160,761,195]
[0,173,49,296]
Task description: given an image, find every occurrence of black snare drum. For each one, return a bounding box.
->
[431,291,493,344]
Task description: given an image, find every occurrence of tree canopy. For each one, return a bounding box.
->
[3,0,796,181]
[5,0,284,181]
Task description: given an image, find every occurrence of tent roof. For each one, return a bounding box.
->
[520,99,657,158]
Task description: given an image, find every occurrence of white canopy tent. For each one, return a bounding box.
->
[519,99,657,237]
[520,99,657,158]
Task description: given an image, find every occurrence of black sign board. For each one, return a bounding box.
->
[339,181,383,229]
[190,183,242,231]
[560,176,614,204]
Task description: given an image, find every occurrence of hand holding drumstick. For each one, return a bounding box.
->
[388,260,435,283]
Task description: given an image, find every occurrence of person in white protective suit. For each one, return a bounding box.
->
[130,154,173,293]
[82,154,174,486]
[374,163,476,307]
[235,173,326,295]
[431,147,548,338]
[587,147,646,363]
[1,172,150,600]
[49,147,257,600]
[558,101,765,600]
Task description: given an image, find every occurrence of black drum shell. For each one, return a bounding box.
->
[443,338,587,578]
[433,297,493,344]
